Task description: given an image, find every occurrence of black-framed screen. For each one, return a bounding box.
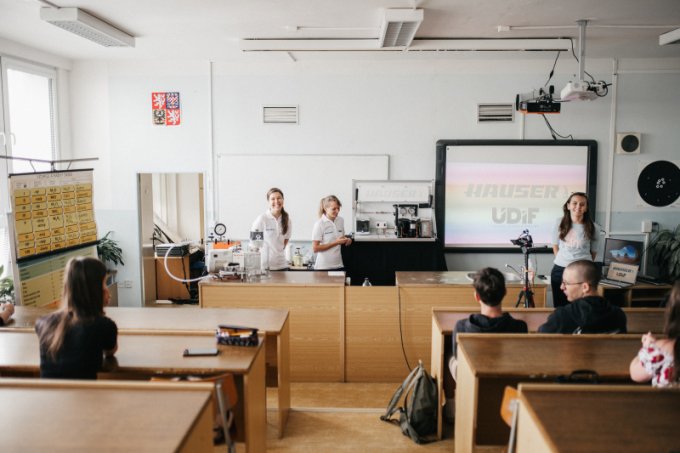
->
[602,238,644,267]
[435,140,598,251]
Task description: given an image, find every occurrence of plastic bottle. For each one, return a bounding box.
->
[362,278,372,287]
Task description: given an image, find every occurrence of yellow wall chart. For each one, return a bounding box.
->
[10,170,98,260]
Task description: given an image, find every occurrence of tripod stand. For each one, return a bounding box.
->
[515,245,535,308]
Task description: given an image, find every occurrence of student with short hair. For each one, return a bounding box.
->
[35,257,118,379]
[312,195,351,270]
[538,260,627,334]
[449,267,528,379]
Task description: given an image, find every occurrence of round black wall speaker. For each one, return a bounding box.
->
[637,160,680,207]
[620,135,639,152]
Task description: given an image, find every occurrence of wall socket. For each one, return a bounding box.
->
[121,280,133,289]
[641,220,653,233]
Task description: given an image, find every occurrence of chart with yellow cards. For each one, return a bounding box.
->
[9,170,98,261]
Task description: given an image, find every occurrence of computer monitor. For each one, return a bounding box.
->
[602,238,644,267]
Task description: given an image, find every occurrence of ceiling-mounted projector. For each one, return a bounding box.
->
[560,79,610,101]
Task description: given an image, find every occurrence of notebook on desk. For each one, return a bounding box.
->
[600,263,639,288]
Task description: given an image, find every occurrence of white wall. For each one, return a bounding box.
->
[62,55,680,306]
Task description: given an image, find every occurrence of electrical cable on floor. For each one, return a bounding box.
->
[397,288,412,372]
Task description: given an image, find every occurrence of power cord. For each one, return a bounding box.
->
[543,50,561,88]
[397,288,413,372]
[542,114,574,140]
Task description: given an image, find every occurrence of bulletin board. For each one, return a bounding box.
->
[9,170,98,261]
[216,154,389,241]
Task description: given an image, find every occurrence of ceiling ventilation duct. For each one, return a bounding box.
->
[40,7,135,47]
[379,8,424,47]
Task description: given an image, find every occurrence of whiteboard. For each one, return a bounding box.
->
[216,154,389,241]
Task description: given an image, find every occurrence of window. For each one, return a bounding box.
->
[0,57,59,278]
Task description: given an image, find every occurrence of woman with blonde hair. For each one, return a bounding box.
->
[312,195,352,270]
[35,256,117,379]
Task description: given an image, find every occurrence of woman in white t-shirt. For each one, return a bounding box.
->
[551,192,597,307]
[251,188,292,270]
[312,195,352,270]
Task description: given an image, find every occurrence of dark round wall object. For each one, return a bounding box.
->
[637,160,680,207]
[620,134,639,153]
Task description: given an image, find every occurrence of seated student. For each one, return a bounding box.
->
[0,302,14,326]
[35,257,118,379]
[629,280,679,387]
[449,267,528,380]
[538,260,627,334]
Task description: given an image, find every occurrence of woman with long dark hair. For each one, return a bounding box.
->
[550,192,597,308]
[251,187,292,270]
[35,256,117,379]
[630,280,680,387]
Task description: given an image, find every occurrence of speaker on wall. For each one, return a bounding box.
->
[616,132,641,154]
[637,160,680,207]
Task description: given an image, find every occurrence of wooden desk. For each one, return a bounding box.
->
[199,272,345,382]
[430,307,665,439]
[455,334,639,452]
[396,272,547,374]
[10,305,290,438]
[0,379,214,452]
[517,384,680,453]
[0,330,266,453]
[598,282,671,307]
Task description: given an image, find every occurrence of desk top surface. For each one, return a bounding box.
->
[395,271,547,287]
[10,306,289,334]
[458,334,639,378]
[0,380,212,452]
[200,271,346,287]
[0,329,262,375]
[519,384,680,452]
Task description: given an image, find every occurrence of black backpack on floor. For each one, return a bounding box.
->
[380,361,438,444]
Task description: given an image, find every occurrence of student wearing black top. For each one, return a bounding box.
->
[35,257,118,379]
[538,260,627,334]
[449,267,528,380]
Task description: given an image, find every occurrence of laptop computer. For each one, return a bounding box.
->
[600,262,639,288]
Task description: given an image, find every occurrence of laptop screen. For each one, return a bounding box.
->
[603,238,644,267]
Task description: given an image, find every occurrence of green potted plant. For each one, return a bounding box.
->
[97,230,124,276]
[0,265,14,303]
[647,223,680,282]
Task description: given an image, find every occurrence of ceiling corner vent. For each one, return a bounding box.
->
[379,8,424,48]
[477,103,514,122]
[263,106,298,124]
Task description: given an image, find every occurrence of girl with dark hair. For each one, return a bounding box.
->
[35,256,118,379]
[251,188,293,270]
[312,195,351,270]
[630,280,680,387]
[550,192,597,308]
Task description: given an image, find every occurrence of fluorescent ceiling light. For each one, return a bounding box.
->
[379,8,424,48]
[40,7,135,47]
[659,27,680,45]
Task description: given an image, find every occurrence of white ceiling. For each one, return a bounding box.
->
[1,0,679,61]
